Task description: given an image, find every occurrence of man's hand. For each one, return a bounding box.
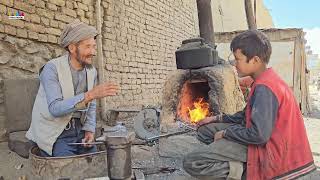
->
[197,116,219,127]
[82,131,95,148]
[84,82,119,103]
[214,130,225,141]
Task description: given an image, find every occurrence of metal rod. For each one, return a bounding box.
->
[67,142,104,145]
[177,120,197,131]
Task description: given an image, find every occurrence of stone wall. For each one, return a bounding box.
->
[0,0,199,140]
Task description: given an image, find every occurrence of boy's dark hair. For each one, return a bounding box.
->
[230,30,272,64]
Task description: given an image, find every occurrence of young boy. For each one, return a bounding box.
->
[183,30,315,180]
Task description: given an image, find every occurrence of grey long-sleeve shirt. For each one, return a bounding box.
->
[39,62,97,133]
[222,85,279,145]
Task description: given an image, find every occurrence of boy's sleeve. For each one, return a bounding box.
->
[221,110,245,124]
[223,85,279,145]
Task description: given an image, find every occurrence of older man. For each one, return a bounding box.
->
[26,20,119,157]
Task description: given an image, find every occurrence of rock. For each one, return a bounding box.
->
[3,35,16,45]
[134,170,145,180]
[14,163,24,170]
[0,128,8,142]
[23,44,39,54]
[84,177,110,180]
[8,131,34,158]
[0,54,11,64]
[159,134,203,158]
[16,39,29,48]
[3,78,39,132]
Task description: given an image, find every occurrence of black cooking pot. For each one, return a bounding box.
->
[175,37,218,69]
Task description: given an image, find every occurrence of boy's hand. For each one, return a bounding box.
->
[197,116,219,127]
[214,130,225,141]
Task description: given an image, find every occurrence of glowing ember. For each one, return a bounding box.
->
[188,98,210,123]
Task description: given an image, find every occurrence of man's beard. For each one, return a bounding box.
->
[75,47,93,69]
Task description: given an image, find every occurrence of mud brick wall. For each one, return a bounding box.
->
[101,0,199,107]
[0,0,199,140]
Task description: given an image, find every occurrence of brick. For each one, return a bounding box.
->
[102,1,108,8]
[77,9,85,17]
[73,2,78,8]
[77,2,88,11]
[88,5,94,12]
[80,16,89,24]
[25,23,45,33]
[28,31,38,39]
[66,1,73,9]
[47,34,57,43]
[55,14,73,23]
[58,22,66,29]
[0,4,6,13]
[50,19,59,28]
[14,1,35,13]
[37,8,54,19]
[16,29,27,38]
[4,25,16,35]
[0,24,4,33]
[29,14,40,24]
[6,19,24,28]
[38,34,48,42]
[0,0,13,7]
[82,0,92,5]
[41,17,50,26]
[35,0,46,8]
[46,27,61,36]
[48,0,65,7]
[62,7,77,18]
[29,0,36,5]
[85,11,93,19]
[46,3,57,11]
[89,19,95,26]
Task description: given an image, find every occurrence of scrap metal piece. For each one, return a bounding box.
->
[133,108,161,140]
[176,120,197,131]
[67,142,104,146]
[145,129,191,142]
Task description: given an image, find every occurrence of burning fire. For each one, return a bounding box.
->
[177,81,211,124]
[188,98,210,123]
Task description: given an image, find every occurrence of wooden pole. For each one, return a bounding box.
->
[244,0,257,30]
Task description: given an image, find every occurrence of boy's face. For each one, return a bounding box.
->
[233,49,261,77]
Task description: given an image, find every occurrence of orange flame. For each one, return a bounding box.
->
[188,98,210,123]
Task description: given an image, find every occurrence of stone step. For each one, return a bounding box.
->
[8,131,33,159]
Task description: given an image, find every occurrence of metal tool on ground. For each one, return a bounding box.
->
[133,107,161,140]
[67,142,104,146]
[176,119,197,131]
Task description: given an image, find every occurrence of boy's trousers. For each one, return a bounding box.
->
[183,123,247,180]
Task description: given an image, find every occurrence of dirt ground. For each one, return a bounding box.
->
[0,85,320,179]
